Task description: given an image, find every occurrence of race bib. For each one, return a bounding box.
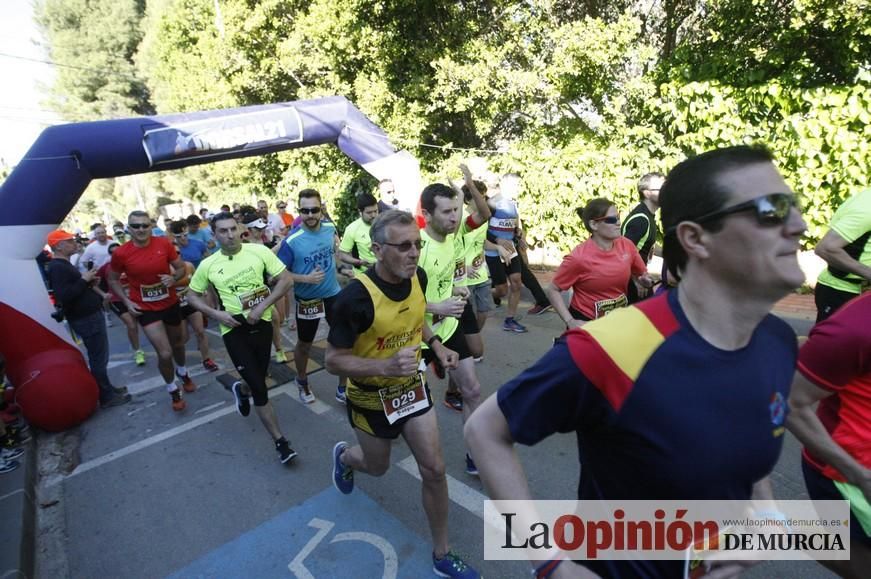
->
[378,374,430,424]
[471,253,484,269]
[140,282,169,303]
[593,294,628,318]
[453,258,466,283]
[238,285,270,311]
[297,297,326,320]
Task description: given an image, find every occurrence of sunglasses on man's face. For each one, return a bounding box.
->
[381,239,423,252]
[692,193,798,229]
[593,215,620,225]
[299,207,321,215]
[128,223,150,230]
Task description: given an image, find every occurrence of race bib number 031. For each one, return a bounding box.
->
[140,282,169,302]
[237,285,270,310]
[378,375,430,424]
[297,298,326,320]
[594,294,628,318]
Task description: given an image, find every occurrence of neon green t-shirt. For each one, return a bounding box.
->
[419,229,459,342]
[817,188,871,294]
[339,217,376,274]
[456,217,490,287]
[189,244,287,335]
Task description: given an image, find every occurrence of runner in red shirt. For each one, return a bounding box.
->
[108,210,196,411]
[788,292,871,578]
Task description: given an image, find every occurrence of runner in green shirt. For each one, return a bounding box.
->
[338,192,379,275]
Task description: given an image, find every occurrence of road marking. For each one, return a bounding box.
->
[195,401,226,414]
[396,455,487,520]
[124,366,211,396]
[0,488,24,502]
[126,401,157,417]
[205,328,222,338]
[64,379,328,481]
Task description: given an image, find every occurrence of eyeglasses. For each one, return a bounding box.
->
[277,205,287,209]
[691,193,798,229]
[299,207,321,215]
[381,240,423,252]
[593,215,620,225]
[172,233,187,237]
[128,223,150,230]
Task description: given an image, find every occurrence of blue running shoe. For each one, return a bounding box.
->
[332,441,354,494]
[465,453,479,476]
[335,386,346,404]
[502,317,527,333]
[433,551,480,578]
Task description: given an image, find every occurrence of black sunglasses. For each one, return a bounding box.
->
[299,207,321,215]
[128,223,150,230]
[382,239,423,252]
[593,215,620,225]
[694,193,797,228]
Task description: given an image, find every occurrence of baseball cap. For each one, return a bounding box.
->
[241,212,267,229]
[47,229,76,246]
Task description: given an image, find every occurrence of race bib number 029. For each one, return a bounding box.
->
[237,285,270,310]
[140,282,169,302]
[378,374,430,424]
[297,298,326,320]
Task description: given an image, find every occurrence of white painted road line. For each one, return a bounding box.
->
[64,380,327,481]
[396,455,487,520]
[195,401,226,414]
[124,365,212,396]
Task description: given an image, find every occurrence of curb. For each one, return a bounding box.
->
[0,435,36,579]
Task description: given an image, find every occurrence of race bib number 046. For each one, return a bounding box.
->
[297,298,326,320]
[378,375,430,424]
[237,285,270,311]
[140,282,169,302]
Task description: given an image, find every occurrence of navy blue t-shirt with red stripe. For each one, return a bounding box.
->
[497,289,797,578]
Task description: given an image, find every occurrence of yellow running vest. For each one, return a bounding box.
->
[347,272,427,411]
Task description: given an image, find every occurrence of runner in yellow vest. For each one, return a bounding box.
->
[326,210,481,578]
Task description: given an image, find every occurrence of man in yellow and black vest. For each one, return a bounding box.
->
[325,210,481,578]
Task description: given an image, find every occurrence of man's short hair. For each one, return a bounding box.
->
[239,204,256,215]
[357,192,378,212]
[220,204,231,212]
[210,211,236,231]
[577,198,614,233]
[128,210,149,222]
[168,220,188,235]
[461,180,487,203]
[661,145,775,281]
[90,222,104,231]
[185,214,201,227]
[378,179,393,187]
[637,172,665,201]
[370,210,416,245]
[420,183,456,214]
[298,188,321,204]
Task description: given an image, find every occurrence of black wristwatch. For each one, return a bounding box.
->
[427,335,442,348]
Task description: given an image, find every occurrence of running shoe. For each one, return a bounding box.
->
[335,386,346,405]
[465,453,479,476]
[100,393,131,408]
[202,358,219,372]
[275,438,298,464]
[297,378,315,404]
[502,318,528,333]
[176,370,197,393]
[133,350,146,366]
[472,356,483,363]
[332,441,354,494]
[0,458,20,474]
[0,447,24,461]
[443,391,463,413]
[432,551,480,578]
[112,385,129,395]
[274,350,288,364]
[231,382,250,417]
[170,390,186,412]
[527,303,553,316]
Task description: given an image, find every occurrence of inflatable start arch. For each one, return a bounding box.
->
[0,96,421,430]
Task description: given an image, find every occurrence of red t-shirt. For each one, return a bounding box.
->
[797,292,871,481]
[110,236,180,311]
[552,236,646,319]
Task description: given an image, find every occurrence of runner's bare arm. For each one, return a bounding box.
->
[815,229,871,281]
[325,343,418,378]
[185,289,240,328]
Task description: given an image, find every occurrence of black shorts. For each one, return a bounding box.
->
[109,301,128,317]
[814,282,858,323]
[137,302,182,327]
[346,382,433,439]
[802,459,871,545]
[422,328,473,365]
[295,294,338,343]
[222,320,273,406]
[485,254,521,287]
[568,305,592,321]
[459,299,479,335]
[179,304,198,319]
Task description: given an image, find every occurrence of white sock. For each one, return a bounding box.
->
[166,383,178,393]
[176,366,188,377]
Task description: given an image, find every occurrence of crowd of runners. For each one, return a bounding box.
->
[3,144,869,579]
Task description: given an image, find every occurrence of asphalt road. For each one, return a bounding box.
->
[34,298,836,579]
